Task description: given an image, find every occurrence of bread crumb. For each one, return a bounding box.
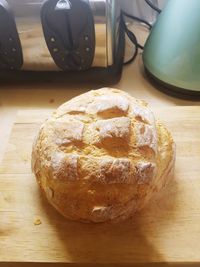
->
[49,98,55,104]
[34,218,42,226]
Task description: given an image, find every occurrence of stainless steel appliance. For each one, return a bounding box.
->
[0,0,125,82]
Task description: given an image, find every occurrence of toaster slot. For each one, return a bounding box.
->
[0,0,23,70]
[41,0,95,71]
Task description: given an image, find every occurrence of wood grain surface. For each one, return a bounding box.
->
[0,107,200,266]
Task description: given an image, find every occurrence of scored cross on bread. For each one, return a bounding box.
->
[32,88,175,223]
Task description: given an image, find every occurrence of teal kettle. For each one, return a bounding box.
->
[143,0,200,98]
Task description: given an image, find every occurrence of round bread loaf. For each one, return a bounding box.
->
[32,88,175,223]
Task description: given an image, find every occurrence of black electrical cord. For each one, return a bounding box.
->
[121,11,152,65]
[122,11,152,30]
[121,0,161,65]
[144,0,161,13]
[121,16,139,65]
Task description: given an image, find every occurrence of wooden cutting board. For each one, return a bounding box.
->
[0,107,200,266]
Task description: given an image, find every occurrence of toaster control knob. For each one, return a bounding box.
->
[0,0,23,70]
[41,0,95,71]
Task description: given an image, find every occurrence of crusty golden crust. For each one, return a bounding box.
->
[32,88,175,223]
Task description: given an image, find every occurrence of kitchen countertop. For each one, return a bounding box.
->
[0,24,199,163]
[1,23,200,267]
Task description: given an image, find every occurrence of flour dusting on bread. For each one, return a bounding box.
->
[32,88,175,223]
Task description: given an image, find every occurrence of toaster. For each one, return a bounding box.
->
[0,0,125,83]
